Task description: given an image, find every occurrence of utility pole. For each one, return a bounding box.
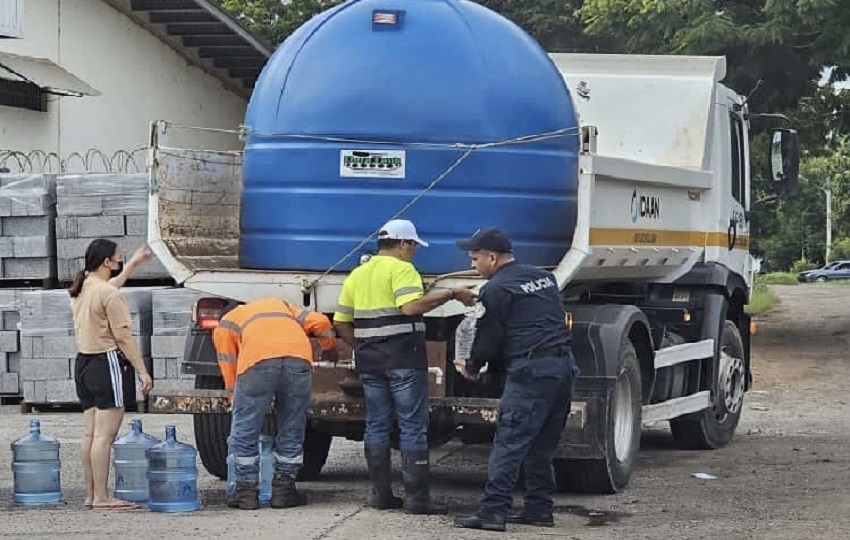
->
[826,184,832,263]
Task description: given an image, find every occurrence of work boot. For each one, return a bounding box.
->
[401,450,447,515]
[227,482,260,510]
[364,446,403,509]
[506,510,555,527]
[454,511,507,531]
[270,473,307,509]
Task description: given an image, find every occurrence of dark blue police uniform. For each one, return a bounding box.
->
[454,228,579,530]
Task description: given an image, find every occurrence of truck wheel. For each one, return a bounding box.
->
[193,375,230,480]
[297,428,333,481]
[670,320,745,449]
[554,341,642,494]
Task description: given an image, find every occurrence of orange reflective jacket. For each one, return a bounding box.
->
[212,297,335,390]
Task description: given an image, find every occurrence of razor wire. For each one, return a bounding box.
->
[0,147,149,174]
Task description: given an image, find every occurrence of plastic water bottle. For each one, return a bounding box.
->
[11,419,61,505]
[112,419,162,503]
[454,313,478,362]
[146,425,200,512]
[226,435,274,504]
[259,435,273,504]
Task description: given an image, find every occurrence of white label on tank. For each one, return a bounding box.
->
[340,149,406,179]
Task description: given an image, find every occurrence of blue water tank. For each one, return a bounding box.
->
[146,426,200,513]
[112,419,162,503]
[239,0,580,274]
[11,419,61,505]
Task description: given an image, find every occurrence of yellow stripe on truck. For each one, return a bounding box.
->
[589,228,750,250]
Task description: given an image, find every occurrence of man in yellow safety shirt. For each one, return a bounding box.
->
[334,219,477,514]
[213,296,338,510]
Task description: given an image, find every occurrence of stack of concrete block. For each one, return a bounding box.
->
[55,173,169,281]
[0,289,28,397]
[150,288,215,391]
[0,174,57,281]
[18,288,154,405]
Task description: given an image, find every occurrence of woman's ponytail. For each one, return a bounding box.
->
[68,269,87,298]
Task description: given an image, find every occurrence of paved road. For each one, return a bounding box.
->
[1,284,849,539]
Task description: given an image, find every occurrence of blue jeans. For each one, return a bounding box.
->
[480,354,577,517]
[360,368,429,452]
[229,357,312,482]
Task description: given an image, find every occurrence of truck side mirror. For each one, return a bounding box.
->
[767,129,800,195]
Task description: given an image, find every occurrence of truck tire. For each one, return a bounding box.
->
[193,374,230,480]
[670,320,745,449]
[554,341,642,494]
[297,428,333,481]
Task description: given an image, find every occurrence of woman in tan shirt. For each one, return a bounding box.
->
[69,238,154,510]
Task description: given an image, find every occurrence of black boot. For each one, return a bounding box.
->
[364,446,403,509]
[227,482,260,510]
[401,450,447,515]
[506,510,555,527]
[270,474,307,509]
[454,511,507,531]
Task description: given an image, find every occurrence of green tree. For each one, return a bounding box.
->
[221,0,344,45]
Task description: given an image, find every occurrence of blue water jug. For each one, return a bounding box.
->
[11,419,61,505]
[259,435,273,503]
[146,425,200,512]
[226,435,274,504]
[112,419,162,503]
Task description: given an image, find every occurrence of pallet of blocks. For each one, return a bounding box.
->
[0,289,30,403]
[0,174,57,286]
[18,288,157,410]
[55,173,170,282]
[151,288,219,391]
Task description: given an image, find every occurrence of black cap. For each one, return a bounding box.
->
[455,227,513,253]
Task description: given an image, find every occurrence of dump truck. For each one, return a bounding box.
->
[145,18,799,494]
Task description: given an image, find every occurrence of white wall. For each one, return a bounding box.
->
[0,0,248,164]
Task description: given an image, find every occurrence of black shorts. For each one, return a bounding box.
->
[74,350,137,411]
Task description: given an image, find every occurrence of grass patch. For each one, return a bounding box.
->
[746,282,779,315]
[757,272,798,285]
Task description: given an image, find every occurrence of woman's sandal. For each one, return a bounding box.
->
[91,500,140,510]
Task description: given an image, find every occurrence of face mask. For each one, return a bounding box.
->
[110,259,124,279]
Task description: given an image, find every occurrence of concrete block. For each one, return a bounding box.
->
[77,215,125,238]
[23,381,47,402]
[3,258,55,280]
[2,216,53,237]
[4,311,21,331]
[125,215,147,236]
[0,197,12,217]
[19,357,71,381]
[1,372,18,394]
[45,380,78,403]
[57,196,102,216]
[0,330,18,352]
[10,195,50,217]
[8,352,20,373]
[13,236,52,258]
[0,238,13,258]
[151,336,184,358]
[55,216,77,239]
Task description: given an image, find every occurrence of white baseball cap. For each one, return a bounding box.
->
[377,219,429,247]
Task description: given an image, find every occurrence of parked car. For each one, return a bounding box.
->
[799,260,850,282]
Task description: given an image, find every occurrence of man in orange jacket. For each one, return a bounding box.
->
[213,296,338,510]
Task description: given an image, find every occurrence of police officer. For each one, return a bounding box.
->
[452,227,579,531]
[334,219,477,514]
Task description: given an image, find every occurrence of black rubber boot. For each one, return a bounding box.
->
[270,474,307,509]
[364,446,403,509]
[454,512,507,531]
[401,450,447,515]
[506,510,555,527]
[228,482,260,510]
